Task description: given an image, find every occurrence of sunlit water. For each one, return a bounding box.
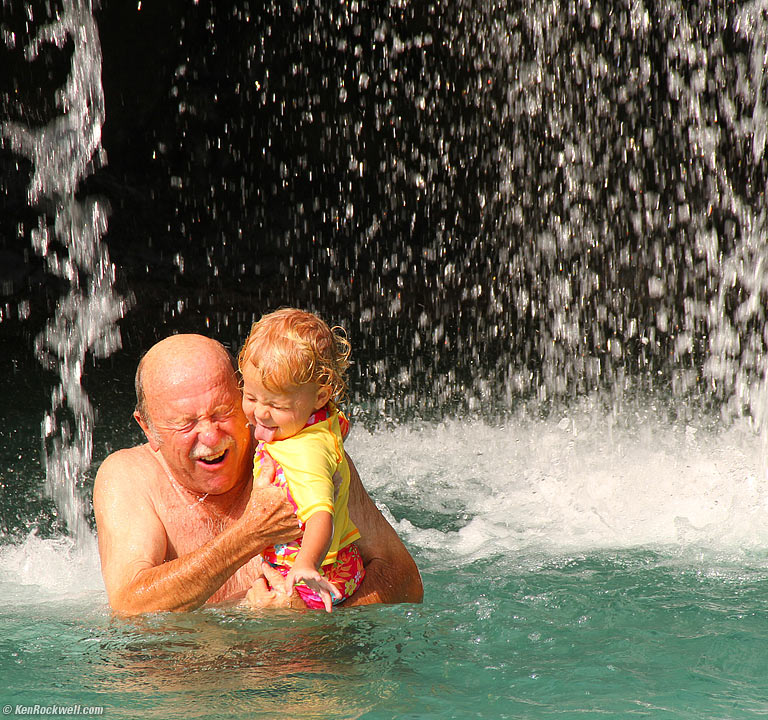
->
[3,404,768,719]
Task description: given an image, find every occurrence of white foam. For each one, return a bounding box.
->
[0,530,106,607]
[347,403,768,566]
[4,405,766,600]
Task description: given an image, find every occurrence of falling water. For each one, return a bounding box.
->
[1,0,127,542]
[2,1,768,526]
[128,0,768,426]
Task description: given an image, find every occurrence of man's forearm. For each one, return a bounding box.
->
[344,454,424,606]
[109,520,261,615]
[344,552,424,606]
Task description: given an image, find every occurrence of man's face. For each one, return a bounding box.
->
[142,368,253,496]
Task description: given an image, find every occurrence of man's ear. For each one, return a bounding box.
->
[134,410,161,452]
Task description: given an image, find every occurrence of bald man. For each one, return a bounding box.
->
[94,334,422,615]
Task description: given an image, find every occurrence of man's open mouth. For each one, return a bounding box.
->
[197,449,228,465]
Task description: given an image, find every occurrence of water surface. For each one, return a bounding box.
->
[3,406,768,719]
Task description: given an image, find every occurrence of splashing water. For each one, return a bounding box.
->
[2,0,127,543]
[123,0,768,430]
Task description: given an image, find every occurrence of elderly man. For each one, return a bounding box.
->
[94,334,422,615]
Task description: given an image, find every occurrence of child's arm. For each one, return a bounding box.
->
[284,510,340,612]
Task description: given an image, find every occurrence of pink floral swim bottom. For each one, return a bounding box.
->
[268,542,365,610]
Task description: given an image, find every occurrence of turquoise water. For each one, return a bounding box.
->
[3,548,768,718]
[3,405,768,718]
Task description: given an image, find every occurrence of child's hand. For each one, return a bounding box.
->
[285,566,341,613]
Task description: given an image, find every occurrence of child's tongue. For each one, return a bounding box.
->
[252,423,277,443]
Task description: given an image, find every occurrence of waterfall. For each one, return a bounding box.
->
[2,0,127,542]
[3,0,768,538]
[137,1,767,422]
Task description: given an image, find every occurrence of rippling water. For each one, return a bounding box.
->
[3,403,768,718]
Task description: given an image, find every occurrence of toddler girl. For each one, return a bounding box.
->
[238,308,364,611]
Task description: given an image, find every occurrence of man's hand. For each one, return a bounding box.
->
[244,562,301,609]
[251,453,276,488]
[239,455,301,548]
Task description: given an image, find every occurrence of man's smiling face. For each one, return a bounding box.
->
[136,336,253,496]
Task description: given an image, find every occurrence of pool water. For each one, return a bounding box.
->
[3,404,768,719]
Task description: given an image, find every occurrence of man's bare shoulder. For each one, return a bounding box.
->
[94,444,158,496]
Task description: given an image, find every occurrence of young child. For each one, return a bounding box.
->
[238,308,364,612]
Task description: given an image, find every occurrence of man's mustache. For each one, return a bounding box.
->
[189,437,234,460]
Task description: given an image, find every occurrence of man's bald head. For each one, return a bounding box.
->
[135,334,237,432]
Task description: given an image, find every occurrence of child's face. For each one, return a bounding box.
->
[240,362,331,442]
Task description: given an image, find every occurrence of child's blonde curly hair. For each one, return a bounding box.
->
[238,308,351,402]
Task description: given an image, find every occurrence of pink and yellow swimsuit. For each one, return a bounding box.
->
[255,404,365,608]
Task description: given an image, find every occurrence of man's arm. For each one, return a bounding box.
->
[344,454,423,605]
[94,450,298,616]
